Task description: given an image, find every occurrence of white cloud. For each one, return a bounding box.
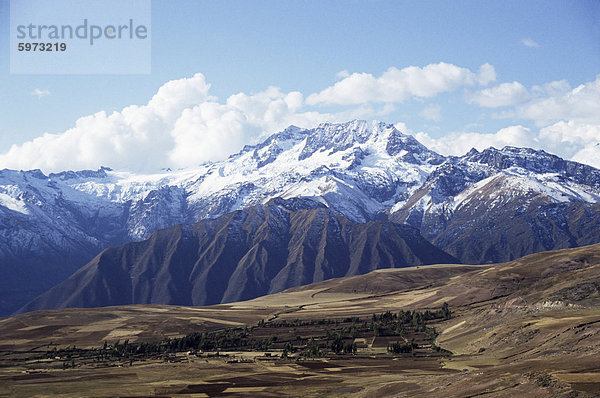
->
[32,88,50,98]
[477,63,497,86]
[414,125,535,157]
[572,144,600,169]
[538,120,600,161]
[522,38,540,48]
[0,74,321,172]
[306,62,495,105]
[4,67,600,173]
[0,74,384,173]
[411,120,600,169]
[531,80,570,97]
[336,70,350,78]
[466,81,530,107]
[419,103,442,121]
[146,73,215,119]
[505,75,600,126]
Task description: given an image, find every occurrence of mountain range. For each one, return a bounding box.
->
[20,198,456,312]
[2,120,600,315]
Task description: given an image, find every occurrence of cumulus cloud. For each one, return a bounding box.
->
[531,80,571,97]
[466,81,530,107]
[411,120,600,169]
[0,73,393,173]
[498,75,600,126]
[521,38,540,48]
[538,121,600,162]
[572,144,600,169]
[414,125,535,157]
[306,62,495,105]
[0,74,334,173]
[3,66,600,173]
[32,88,50,98]
[2,74,214,172]
[521,78,600,125]
[419,103,442,121]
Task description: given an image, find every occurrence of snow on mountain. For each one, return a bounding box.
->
[391,146,600,264]
[7,120,440,240]
[0,120,444,315]
[19,197,458,313]
[3,120,600,260]
[392,146,600,216]
[2,120,600,315]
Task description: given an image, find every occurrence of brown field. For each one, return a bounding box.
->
[1,244,599,397]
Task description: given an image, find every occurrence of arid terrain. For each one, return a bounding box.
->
[1,244,599,397]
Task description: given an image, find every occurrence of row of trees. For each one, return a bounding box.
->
[121,304,450,356]
[46,304,452,364]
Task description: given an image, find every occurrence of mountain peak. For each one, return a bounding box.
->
[385,127,445,165]
[49,166,113,181]
[298,120,443,165]
[2,120,600,316]
[316,119,378,129]
[463,145,600,186]
[233,120,443,167]
[298,120,386,160]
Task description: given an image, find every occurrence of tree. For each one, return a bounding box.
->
[387,341,415,354]
[307,338,321,358]
[330,336,344,354]
[441,302,451,320]
[412,311,423,327]
[282,342,293,358]
[343,342,357,354]
[372,324,381,336]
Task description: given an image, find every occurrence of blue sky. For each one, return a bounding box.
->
[0,0,599,172]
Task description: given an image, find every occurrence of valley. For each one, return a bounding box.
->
[2,1,598,396]
[1,244,599,396]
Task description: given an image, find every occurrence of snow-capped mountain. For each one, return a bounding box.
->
[19,197,457,313]
[1,120,442,315]
[391,146,600,263]
[2,120,600,315]
[1,120,443,252]
[55,120,442,234]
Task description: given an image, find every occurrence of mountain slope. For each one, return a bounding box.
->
[0,168,129,315]
[1,121,442,315]
[391,146,600,263]
[2,244,599,397]
[3,121,600,315]
[19,198,456,312]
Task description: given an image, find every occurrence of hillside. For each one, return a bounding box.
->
[19,198,456,313]
[1,244,598,396]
